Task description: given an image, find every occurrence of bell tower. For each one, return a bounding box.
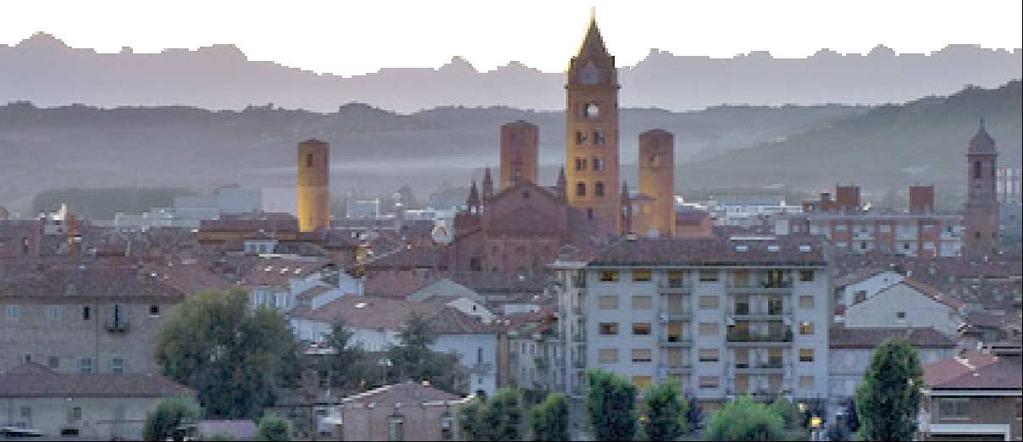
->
[565,11,620,237]
[964,119,999,256]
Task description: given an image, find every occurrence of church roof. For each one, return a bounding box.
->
[577,13,610,59]
[968,119,997,154]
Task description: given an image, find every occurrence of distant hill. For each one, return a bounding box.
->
[0,102,863,215]
[1,32,1019,113]
[683,81,1023,203]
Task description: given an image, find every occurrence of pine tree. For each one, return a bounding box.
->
[855,338,923,441]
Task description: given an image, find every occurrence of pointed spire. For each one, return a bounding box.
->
[556,167,566,198]
[578,9,609,58]
[969,117,996,154]
[482,167,494,201]
[467,179,480,210]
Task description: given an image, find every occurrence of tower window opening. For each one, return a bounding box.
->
[576,182,586,197]
[593,130,606,145]
[576,131,587,145]
[575,158,587,171]
[595,181,605,197]
[584,102,600,119]
[593,157,605,171]
[974,161,982,179]
[307,153,314,168]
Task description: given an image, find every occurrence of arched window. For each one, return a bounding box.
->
[306,153,314,168]
[595,181,605,197]
[974,161,982,179]
[585,102,600,119]
[576,182,586,197]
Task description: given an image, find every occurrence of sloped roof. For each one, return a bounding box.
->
[923,351,1021,390]
[829,327,955,349]
[0,363,194,398]
[340,382,463,407]
[575,235,827,267]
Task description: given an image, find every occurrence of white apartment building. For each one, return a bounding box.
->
[552,235,831,408]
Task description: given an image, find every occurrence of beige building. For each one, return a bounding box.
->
[297,138,331,233]
[919,351,1022,441]
[0,362,194,439]
[0,261,186,375]
[329,382,471,441]
[634,129,676,237]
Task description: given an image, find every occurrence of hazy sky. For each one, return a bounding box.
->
[3,0,1021,77]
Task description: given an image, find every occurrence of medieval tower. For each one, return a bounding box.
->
[296,138,330,232]
[636,129,676,237]
[500,120,539,189]
[963,120,999,256]
[565,13,621,237]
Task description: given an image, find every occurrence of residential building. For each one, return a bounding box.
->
[552,234,831,408]
[331,382,470,441]
[832,268,905,320]
[0,362,194,439]
[842,279,965,337]
[918,351,1022,441]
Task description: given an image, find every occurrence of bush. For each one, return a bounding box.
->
[142,396,201,441]
[257,414,291,441]
[531,393,570,441]
[705,396,785,441]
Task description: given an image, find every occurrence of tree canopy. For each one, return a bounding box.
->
[586,369,637,441]
[641,380,688,441]
[855,338,923,441]
[531,393,570,441]
[705,396,785,441]
[459,388,524,441]
[142,396,201,441]
[155,290,300,418]
[387,312,466,394]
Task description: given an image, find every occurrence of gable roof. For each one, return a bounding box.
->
[0,363,194,398]
[340,381,464,407]
[852,278,965,310]
[923,351,1021,390]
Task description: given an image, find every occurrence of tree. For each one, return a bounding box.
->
[855,338,923,441]
[531,393,570,441]
[768,396,802,430]
[257,414,292,441]
[142,396,201,441]
[155,290,301,418]
[319,319,369,394]
[387,312,466,394]
[843,397,860,434]
[641,381,687,441]
[459,388,524,441]
[706,396,785,441]
[586,370,637,441]
[684,395,703,432]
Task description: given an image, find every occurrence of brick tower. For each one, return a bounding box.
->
[565,12,620,237]
[636,129,676,237]
[963,120,999,256]
[296,138,330,232]
[500,121,539,189]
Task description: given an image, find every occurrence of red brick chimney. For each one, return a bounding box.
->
[909,185,935,213]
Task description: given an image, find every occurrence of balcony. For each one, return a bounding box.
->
[657,282,692,294]
[725,329,793,347]
[729,312,791,322]
[733,361,786,374]
[726,280,793,295]
[661,364,693,375]
[105,319,130,333]
[659,336,693,347]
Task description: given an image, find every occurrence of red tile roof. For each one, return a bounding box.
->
[340,381,463,407]
[0,363,194,398]
[574,235,827,267]
[829,327,955,349]
[923,351,1022,390]
[290,297,441,330]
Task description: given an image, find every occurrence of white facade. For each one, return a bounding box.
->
[838,270,904,311]
[843,283,963,337]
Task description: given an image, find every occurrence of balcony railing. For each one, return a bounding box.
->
[726,329,793,343]
[105,319,130,333]
[660,336,693,347]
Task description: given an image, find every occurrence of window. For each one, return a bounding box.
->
[111,358,125,374]
[698,270,719,282]
[698,349,719,362]
[798,270,814,282]
[698,295,719,309]
[593,130,605,145]
[79,358,93,374]
[632,322,652,335]
[698,376,719,389]
[306,153,314,168]
[698,322,719,336]
[149,305,160,317]
[799,349,814,362]
[47,305,61,320]
[48,357,60,369]
[575,157,587,171]
[854,290,867,304]
[585,102,600,118]
[598,271,619,282]
[598,349,619,363]
[388,415,405,441]
[82,306,91,321]
[69,407,82,422]
[440,414,455,441]
[879,224,891,233]
[632,269,652,282]
[938,398,970,419]
[576,131,586,145]
[598,295,619,310]
[476,348,483,365]
[599,323,619,335]
[576,182,586,197]
[799,295,815,308]
[631,349,652,363]
[4,305,19,320]
[631,295,652,310]
[799,376,815,390]
[896,311,906,319]
[974,161,982,179]
[592,157,605,171]
[799,321,814,335]
[594,181,605,197]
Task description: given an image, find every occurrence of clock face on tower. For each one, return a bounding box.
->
[579,62,600,85]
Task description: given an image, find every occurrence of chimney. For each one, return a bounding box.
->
[819,192,834,212]
[909,185,934,214]
[835,185,860,212]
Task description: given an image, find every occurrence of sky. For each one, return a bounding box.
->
[2,0,1022,77]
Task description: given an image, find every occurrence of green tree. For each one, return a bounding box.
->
[531,393,570,441]
[319,319,371,393]
[155,290,300,418]
[142,396,201,441]
[460,388,524,441]
[257,414,292,441]
[586,369,637,441]
[387,312,466,394]
[855,338,923,441]
[768,396,802,430]
[641,380,688,441]
[705,396,785,441]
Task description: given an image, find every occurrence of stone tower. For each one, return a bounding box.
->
[964,120,999,256]
[565,12,620,237]
[296,138,330,232]
[636,129,676,237]
[500,121,539,189]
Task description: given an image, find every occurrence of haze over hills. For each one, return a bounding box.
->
[685,80,1023,202]
[1,32,1020,113]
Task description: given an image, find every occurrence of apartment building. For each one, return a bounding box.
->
[552,235,831,408]
[918,351,1022,441]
